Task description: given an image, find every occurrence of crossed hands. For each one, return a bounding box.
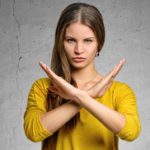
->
[39,59,125,103]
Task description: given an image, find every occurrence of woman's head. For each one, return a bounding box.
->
[51,2,105,79]
[55,2,105,54]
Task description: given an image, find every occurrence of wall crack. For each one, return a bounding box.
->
[12,0,23,99]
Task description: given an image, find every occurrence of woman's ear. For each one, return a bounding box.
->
[95,51,100,57]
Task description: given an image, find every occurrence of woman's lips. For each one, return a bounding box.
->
[72,57,86,63]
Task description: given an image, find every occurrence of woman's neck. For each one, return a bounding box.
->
[71,65,101,87]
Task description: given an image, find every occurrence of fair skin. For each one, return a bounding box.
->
[39,22,126,134]
[64,22,100,89]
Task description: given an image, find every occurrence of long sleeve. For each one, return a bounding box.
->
[24,78,52,142]
[113,82,141,141]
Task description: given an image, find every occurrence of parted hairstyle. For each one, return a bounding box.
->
[42,2,105,150]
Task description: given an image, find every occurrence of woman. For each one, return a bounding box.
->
[24,2,141,150]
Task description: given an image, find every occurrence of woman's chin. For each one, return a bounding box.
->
[71,63,88,70]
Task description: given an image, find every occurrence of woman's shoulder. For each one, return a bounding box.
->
[112,80,132,89]
[111,80,135,97]
[34,77,51,84]
[31,77,51,90]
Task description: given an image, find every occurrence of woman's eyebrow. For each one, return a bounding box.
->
[84,37,95,39]
[65,36,95,39]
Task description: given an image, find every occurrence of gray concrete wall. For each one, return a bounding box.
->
[0,0,150,149]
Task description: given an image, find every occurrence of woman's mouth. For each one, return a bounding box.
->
[72,57,86,63]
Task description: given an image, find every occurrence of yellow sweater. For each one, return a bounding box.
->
[24,78,141,150]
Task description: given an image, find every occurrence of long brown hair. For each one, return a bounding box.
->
[42,2,105,150]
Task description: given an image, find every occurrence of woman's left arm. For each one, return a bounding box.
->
[73,90,126,134]
[73,83,141,141]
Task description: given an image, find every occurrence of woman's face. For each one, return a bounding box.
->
[63,22,98,70]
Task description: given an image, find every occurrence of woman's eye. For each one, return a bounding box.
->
[66,39,75,43]
[84,39,93,43]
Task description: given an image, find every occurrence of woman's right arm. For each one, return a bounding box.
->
[24,78,80,142]
[40,101,80,134]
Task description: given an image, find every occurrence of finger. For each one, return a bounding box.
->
[100,58,125,88]
[48,86,59,94]
[39,61,56,80]
[112,58,125,77]
[101,77,113,89]
[39,61,47,71]
[97,81,113,97]
[39,61,51,77]
[45,65,58,79]
[40,62,72,91]
[108,58,125,79]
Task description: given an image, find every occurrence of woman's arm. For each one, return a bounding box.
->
[38,59,140,141]
[24,78,81,142]
[39,59,126,134]
[73,91,125,134]
[40,101,81,133]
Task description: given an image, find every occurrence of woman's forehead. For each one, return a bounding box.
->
[65,22,96,38]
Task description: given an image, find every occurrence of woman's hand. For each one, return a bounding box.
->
[83,58,125,98]
[39,62,80,101]
[39,58,125,101]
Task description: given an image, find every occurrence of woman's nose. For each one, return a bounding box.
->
[74,42,84,54]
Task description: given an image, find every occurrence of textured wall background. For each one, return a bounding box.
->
[0,0,150,150]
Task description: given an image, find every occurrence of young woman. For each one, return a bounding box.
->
[24,2,141,150]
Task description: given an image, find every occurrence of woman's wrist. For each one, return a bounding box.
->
[68,100,83,110]
[72,90,88,106]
